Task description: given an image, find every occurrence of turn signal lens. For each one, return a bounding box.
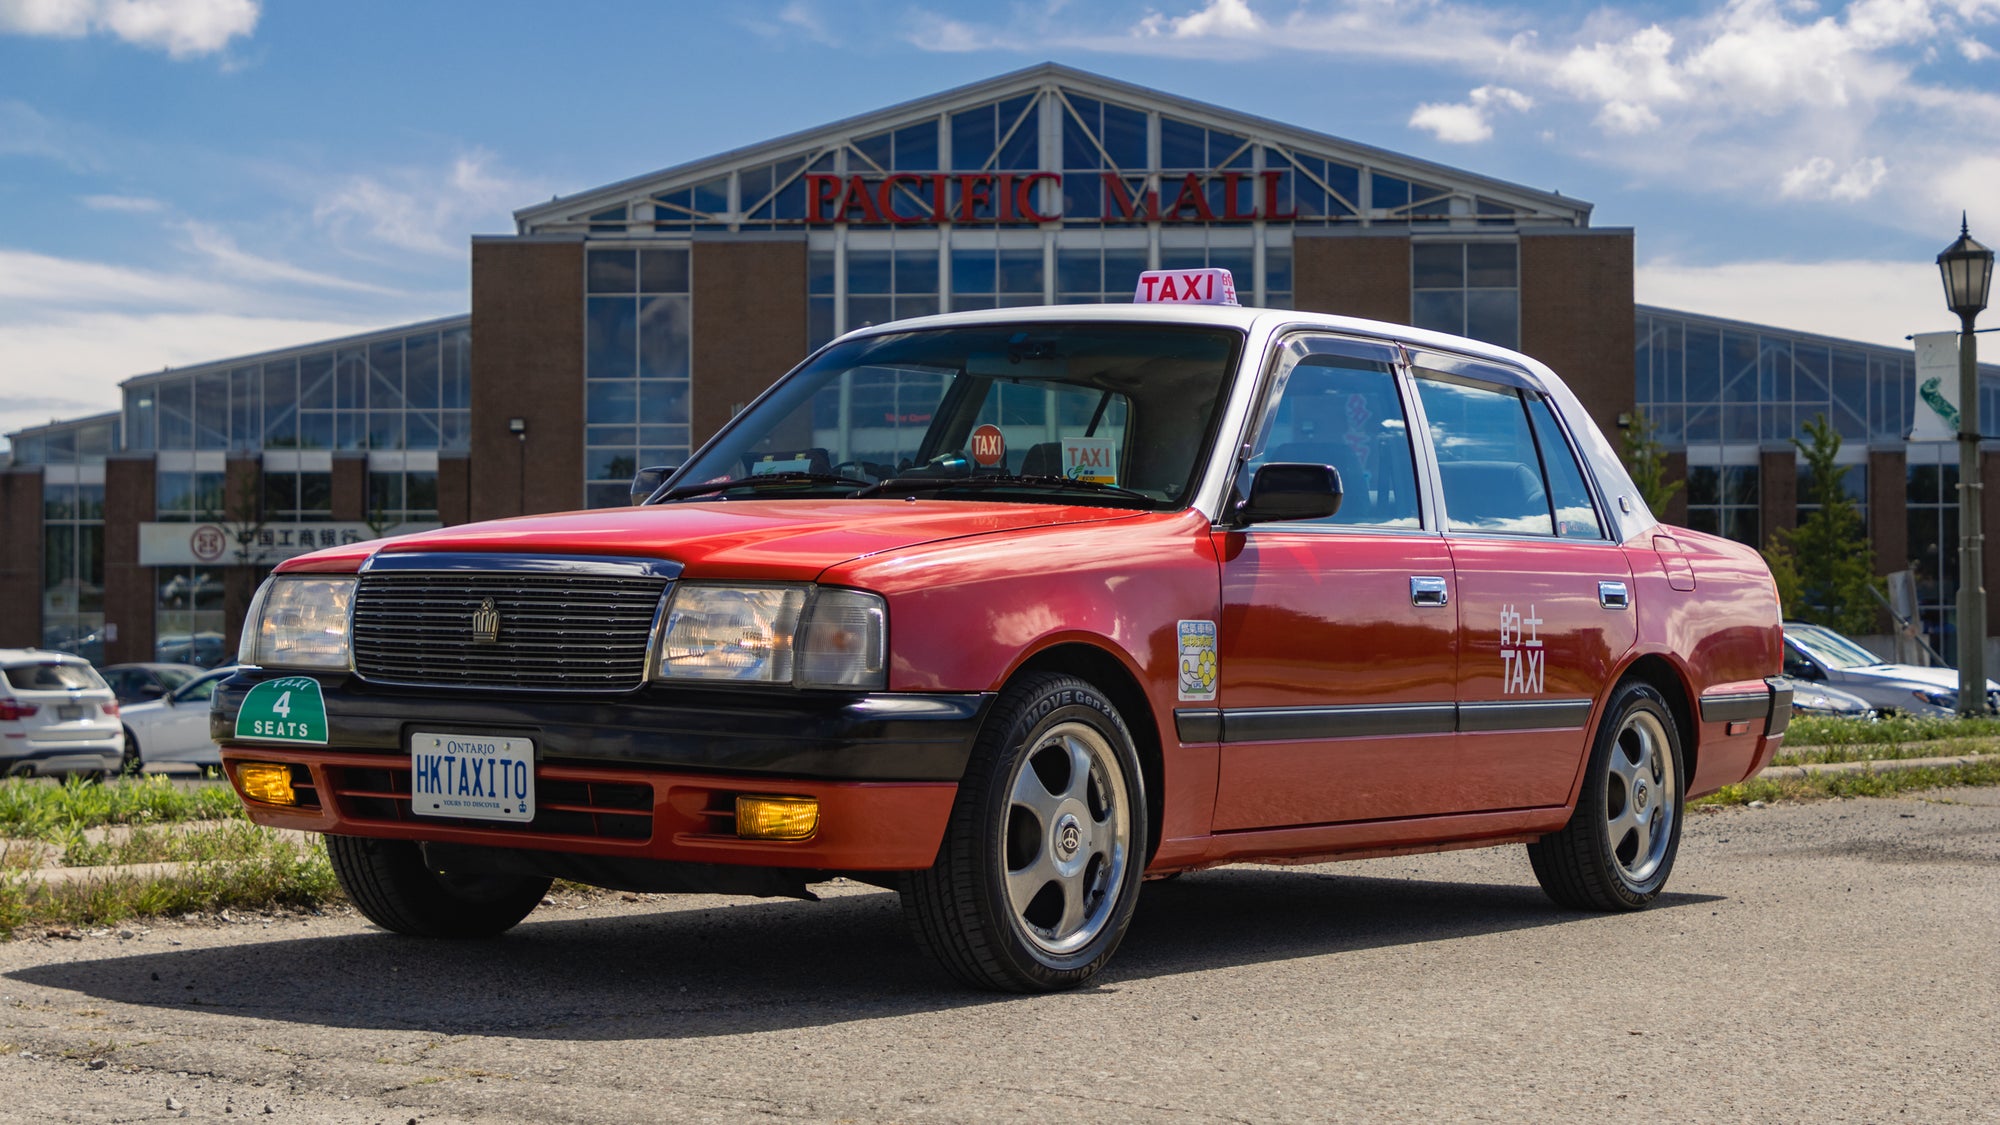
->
[237,763,297,806]
[734,795,818,840]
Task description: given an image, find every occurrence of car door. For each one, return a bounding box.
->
[160,671,226,756]
[1410,355,1637,813]
[1211,335,1459,829]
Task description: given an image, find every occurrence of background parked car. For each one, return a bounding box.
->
[0,649,123,779]
[100,662,205,705]
[1782,621,1997,718]
[119,664,240,775]
[1779,676,1878,719]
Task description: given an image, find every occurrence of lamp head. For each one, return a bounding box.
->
[1938,212,1995,318]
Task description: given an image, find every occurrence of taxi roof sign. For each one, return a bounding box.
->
[1135,268,1238,306]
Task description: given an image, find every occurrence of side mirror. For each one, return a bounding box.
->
[630,465,677,506]
[1237,463,1343,524]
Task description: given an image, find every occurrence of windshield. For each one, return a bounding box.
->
[662,323,1241,510]
[1786,625,1884,670]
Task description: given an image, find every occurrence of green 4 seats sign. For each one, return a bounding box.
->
[234,677,329,745]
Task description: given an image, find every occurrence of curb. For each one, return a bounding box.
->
[1756,752,1993,781]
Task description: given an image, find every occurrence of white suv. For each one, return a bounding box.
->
[0,649,124,779]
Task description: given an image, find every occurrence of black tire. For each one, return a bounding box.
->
[325,834,550,938]
[119,728,143,777]
[1528,680,1684,910]
[901,672,1148,992]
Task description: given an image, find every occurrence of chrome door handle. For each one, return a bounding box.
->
[1599,581,1630,610]
[1411,576,1449,607]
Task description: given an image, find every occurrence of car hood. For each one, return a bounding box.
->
[1832,662,1997,696]
[358,499,1139,581]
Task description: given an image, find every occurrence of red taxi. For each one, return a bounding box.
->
[217,270,1787,992]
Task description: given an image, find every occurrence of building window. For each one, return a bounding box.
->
[585,245,693,509]
[42,482,104,661]
[848,246,939,328]
[1907,461,1959,651]
[951,244,1043,310]
[156,470,226,521]
[155,565,226,667]
[1412,241,1518,349]
[1686,464,1759,546]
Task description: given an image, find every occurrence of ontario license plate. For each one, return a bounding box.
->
[408,732,535,823]
[56,704,83,721]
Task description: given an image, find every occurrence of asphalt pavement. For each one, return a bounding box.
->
[1,786,1995,1123]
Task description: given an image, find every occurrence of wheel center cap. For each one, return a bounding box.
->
[1634,779,1650,809]
[1055,814,1083,859]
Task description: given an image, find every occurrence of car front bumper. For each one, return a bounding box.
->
[212,671,991,871]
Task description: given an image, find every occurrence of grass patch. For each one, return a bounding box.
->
[1695,756,2000,806]
[0,832,339,938]
[1786,714,2000,748]
[0,776,243,843]
[60,821,289,868]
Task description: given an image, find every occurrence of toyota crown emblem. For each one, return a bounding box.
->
[472,596,500,644]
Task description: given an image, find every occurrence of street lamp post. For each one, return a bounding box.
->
[1939,214,1995,716]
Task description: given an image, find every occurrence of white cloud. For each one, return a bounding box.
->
[78,193,163,212]
[1409,85,1534,142]
[1780,154,1890,198]
[177,221,408,295]
[1137,0,1265,38]
[0,0,259,58]
[1963,36,1995,57]
[1637,256,1954,350]
[313,150,544,260]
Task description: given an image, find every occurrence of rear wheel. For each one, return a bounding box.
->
[901,672,1147,992]
[1528,680,1684,910]
[326,835,549,938]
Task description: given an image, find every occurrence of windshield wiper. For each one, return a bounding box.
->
[852,472,1154,503]
[654,471,876,502]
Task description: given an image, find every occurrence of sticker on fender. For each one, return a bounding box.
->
[409,732,536,822]
[234,677,329,744]
[1178,619,1218,702]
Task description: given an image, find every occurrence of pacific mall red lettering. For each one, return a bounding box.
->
[804,170,1300,224]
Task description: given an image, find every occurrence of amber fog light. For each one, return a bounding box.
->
[735,795,818,840]
[238,763,297,806]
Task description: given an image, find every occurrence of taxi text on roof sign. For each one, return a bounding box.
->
[1134,268,1238,306]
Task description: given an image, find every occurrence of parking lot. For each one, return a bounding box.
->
[2,787,1995,1123]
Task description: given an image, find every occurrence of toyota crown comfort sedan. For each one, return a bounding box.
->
[217,270,1787,992]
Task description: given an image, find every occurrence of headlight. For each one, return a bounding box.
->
[658,584,885,689]
[239,577,356,669]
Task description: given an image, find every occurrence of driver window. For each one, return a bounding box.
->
[1241,354,1421,528]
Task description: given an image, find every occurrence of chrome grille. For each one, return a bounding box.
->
[352,569,668,691]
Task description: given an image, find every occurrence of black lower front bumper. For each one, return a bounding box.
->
[212,671,992,782]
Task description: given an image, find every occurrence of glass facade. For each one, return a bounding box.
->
[584,246,693,510]
[123,318,470,455]
[10,414,117,661]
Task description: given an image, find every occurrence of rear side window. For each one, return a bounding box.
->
[1415,374,1553,535]
[1525,395,1604,539]
[5,662,102,691]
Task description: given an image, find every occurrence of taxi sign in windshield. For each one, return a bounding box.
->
[1134,268,1237,306]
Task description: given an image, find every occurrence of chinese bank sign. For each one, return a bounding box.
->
[804,170,1298,225]
[137,522,441,567]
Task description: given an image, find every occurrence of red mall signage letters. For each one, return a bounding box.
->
[805,171,1298,225]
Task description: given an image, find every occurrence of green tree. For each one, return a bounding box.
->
[1621,407,1683,519]
[1763,413,1883,634]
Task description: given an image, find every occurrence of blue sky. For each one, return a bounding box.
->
[3,0,1998,445]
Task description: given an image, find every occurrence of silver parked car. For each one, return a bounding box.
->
[1781,622,1997,718]
[0,649,124,778]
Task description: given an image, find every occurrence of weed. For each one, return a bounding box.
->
[1695,757,2000,806]
[1786,714,2000,748]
